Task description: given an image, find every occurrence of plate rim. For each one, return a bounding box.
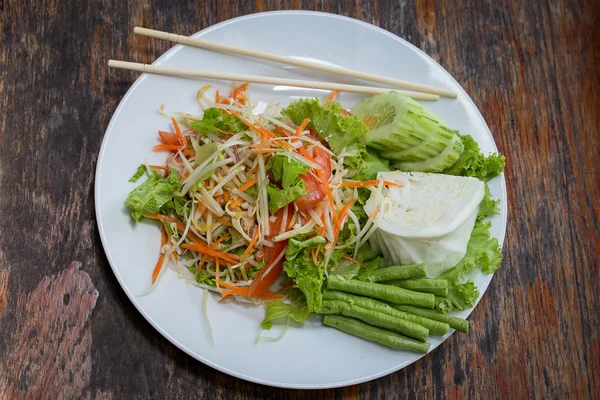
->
[95,9,507,389]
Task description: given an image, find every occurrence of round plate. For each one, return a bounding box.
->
[96,11,507,389]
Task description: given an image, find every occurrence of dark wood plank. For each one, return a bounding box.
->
[0,0,598,398]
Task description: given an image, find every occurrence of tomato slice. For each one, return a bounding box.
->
[295,146,332,211]
[248,204,293,297]
[158,130,181,146]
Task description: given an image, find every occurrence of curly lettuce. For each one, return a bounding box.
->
[443,135,505,182]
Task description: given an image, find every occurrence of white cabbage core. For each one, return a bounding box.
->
[364,171,485,277]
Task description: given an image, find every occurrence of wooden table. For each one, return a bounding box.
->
[0,0,598,398]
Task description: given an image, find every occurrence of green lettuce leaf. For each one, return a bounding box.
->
[443,135,505,182]
[351,149,392,181]
[358,256,383,281]
[129,166,147,183]
[435,219,503,312]
[124,169,180,221]
[194,142,220,166]
[267,153,310,189]
[286,235,326,261]
[282,98,368,171]
[356,243,380,262]
[190,107,246,135]
[478,184,501,221]
[329,259,361,280]
[266,180,308,213]
[260,290,312,329]
[283,236,326,312]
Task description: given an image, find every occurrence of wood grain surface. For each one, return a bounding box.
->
[0,0,598,398]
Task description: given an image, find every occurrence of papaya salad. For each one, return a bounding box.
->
[125,83,505,353]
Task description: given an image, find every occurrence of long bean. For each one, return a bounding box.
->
[323,315,431,354]
[368,264,427,282]
[320,300,429,341]
[394,305,469,333]
[327,275,435,308]
[323,290,449,335]
[387,278,449,297]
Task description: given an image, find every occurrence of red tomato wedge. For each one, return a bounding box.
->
[158,130,181,146]
[295,146,332,211]
[248,204,293,297]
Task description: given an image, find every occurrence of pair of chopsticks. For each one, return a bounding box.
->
[108,27,458,101]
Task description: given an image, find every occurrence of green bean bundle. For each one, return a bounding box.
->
[320,299,429,341]
[395,305,469,333]
[323,315,431,354]
[387,278,449,297]
[327,275,435,308]
[368,264,427,282]
[323,290,449,335]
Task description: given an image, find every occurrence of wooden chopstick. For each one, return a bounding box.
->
[133,27,458,98]
[108,60,440,101]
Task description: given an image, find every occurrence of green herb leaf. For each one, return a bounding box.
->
[435,220,502,312]
[124,169,180,221]
[266,180,308,213]
[282,98,368,171]
[260,291,312,330]
[190,107,246,136]
[129,166,146,183]
[443,135,506,182]
[267,153,310,189]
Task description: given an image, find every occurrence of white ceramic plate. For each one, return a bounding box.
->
[96,11,507,389]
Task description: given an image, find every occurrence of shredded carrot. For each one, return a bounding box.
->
[328,90,339,101]
[298,146,313,161]
[363,116,374,127]
[340,180,403,188]
[293,118,311,141]
[312,246,320,265]
[171,117,184,146]
[249,148,278,154]
[151,227,167,285]
[317,169,335,211]
[329,200,355,253]
[229,196,244,210]
[213,231,230,246]
[205,210,233,227]
[220,284,283,301]
[238,178,257,193]
[182,243,239,265]
[215,258,221,288]
[215,127,233,135]
[342,255,365,267]
[215,89,220,103]
[230,82,249,100]
[197,254,208,272]
[248,166,258,175]
[241,228,260,260]
[142,164,169,171]
[280,284,295,291]
[153,144,182,152]
[274,125,290,136]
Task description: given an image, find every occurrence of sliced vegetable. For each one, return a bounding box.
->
[368,264,427,282]
[327,275,435,308]
[320,299,429,342]
[388,278,449,297]
[323,290,449,335]
[124,169,180,221]
[323,315,431,354]
[248,205,292,298]
[352,91,463,172]
[394,305,469,333]
[364,171,485,277]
